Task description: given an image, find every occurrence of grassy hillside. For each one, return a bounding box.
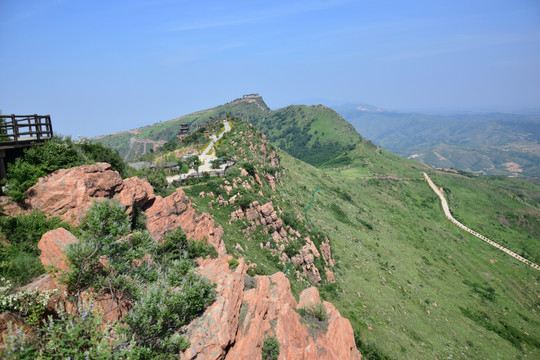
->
[92,97,270,161]
[92,96,364,166]
[158,118,540,359]
[246,104,362,166]
[334,105,540,177]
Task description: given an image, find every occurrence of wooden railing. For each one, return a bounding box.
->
[0,114,53,145]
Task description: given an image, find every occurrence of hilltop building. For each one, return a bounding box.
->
[177,123,190,141]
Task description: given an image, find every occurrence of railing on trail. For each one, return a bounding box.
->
[0,114,53,148]
[0,114,54,179]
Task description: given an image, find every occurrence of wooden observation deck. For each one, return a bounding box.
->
[0,114,54,179]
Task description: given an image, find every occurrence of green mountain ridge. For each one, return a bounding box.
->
[93,96,364,166]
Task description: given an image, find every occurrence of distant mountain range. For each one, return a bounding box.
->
[334,104,540,177]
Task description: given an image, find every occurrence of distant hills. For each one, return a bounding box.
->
[334,104,540,177]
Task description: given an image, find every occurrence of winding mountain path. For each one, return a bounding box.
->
[423,172,540,270]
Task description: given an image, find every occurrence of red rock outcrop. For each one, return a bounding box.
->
[268,151,280,168]
[291,237,322,284]
[38,227,78,273]
[0,312,35,347]
[181,256,361,360]
[115,176,156,216]
[26,163,123,225]
[265,174,276,191]
[145,188,226,255]
[19,163,222,254]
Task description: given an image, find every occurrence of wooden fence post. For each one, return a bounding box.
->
[11,114,18,141]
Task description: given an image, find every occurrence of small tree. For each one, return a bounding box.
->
[262,336,280,360]
[211,159,222,169]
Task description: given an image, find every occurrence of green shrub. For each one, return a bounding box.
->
[1,299,134,359]
[296,303,329,339]
[236,194,255,210]
[65,199,135,293]
[0,278,58,326]
[240,162,256,177]
[79,199,130,241]
[125,276,215,356]
[227,258,239,269]
[4,160,45,202]
[225,167,241,179]
[0,211,73,285]
[158,228,217,262]
[298,302,328,321]
[284,241,302,258]
[37,301,133,359]
[77,139,127,177]
[261,336,280,360]
[281,210,300,229]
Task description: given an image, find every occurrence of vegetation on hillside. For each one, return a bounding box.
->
[1,199,217,359]
[0,211,75,286]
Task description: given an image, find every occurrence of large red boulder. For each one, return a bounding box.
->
[26,163,123,225]
[38,227,78,273]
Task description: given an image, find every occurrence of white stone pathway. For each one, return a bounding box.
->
[423,172,540,270]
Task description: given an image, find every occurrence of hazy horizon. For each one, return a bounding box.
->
[1,0,539,137]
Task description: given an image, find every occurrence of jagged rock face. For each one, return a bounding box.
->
[319,238,335,267]
[268,151,280,168]
[145,188,226,255]
[291,237,322,284]
[26,163,123,225]
[115,176,156,216]
[231,201,334,285]
[23,163,157,223]
[181,256,361,360]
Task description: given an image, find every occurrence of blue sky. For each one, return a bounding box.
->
[1,0,539,137]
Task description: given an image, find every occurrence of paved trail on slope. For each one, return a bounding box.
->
[423,172,540,270]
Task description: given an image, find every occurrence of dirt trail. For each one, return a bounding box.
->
[423,172,540,270]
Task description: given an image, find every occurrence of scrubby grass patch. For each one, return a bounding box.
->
[296,303,329,339]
